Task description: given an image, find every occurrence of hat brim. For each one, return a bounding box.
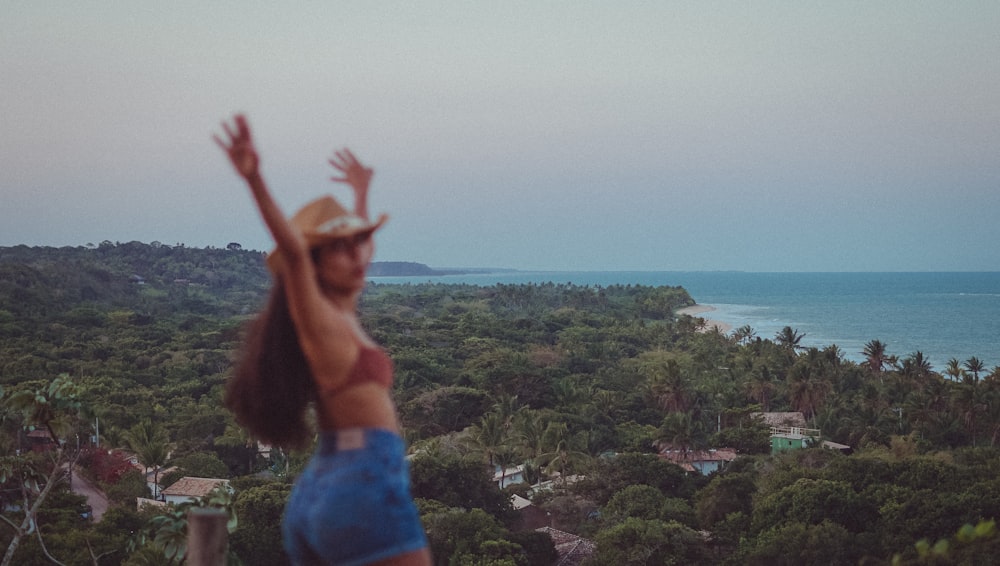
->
[266,213,388,275]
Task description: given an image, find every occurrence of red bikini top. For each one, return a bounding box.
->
[326,344,394,395]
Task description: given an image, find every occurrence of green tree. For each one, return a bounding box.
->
[694,471,757,528]
[736,520,859,566]
[750,478,874,535]
[774,326,805,353]
[537,422,591,479]
[123,418,171,500]
[591,517,707,566]
[787,351,832,421]
[421,507,523,566]
[603,484,696,528]
[410,454,511,518]
[863,339,892,383]
[129,486,236,564]
[0,375,87,566]
[229,482,292,566]
[170,452,229,479]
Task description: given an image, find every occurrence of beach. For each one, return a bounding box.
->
[676,305,733,334]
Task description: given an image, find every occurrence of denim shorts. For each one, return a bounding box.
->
[282,428,428,565]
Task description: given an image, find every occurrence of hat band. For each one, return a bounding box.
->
[316,215,369,234]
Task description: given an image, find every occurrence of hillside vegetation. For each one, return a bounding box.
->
[1,242,999,565]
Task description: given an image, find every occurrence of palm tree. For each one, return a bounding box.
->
[511,410,553,486]
[592,389,623,421]
[638,353,691,413]
[537,422,590,480]
[862,339,891,383]
[647,360,690,413]
[986,365,1000,384]
[656,411,708,455]
[732,325,757,345]
[462,412,509,469]
[551,378,591,409]
[904,375,950,435]
[964,357,986,384]
[900,351,933,380]
[787,355,832,422]
[774,327,805,353]
[746,363,776,412]
[952,379,987,446]
[944,358,965,382]
[122,419,170,500]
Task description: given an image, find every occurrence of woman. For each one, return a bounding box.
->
[214,115,431,566]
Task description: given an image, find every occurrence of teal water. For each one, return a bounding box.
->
[370,271,1000,371]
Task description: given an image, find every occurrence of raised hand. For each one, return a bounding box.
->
[213,114,260,180]
[328,149,373,219]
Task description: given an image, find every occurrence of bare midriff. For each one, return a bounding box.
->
[317,384,400,433]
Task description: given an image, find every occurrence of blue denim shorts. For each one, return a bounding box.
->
[282,428,428,565]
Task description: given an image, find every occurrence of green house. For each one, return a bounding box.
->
[769,426,821,454]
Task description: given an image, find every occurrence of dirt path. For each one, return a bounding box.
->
[71,468,109,521]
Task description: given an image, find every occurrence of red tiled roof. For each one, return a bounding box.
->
[161,477,228,498]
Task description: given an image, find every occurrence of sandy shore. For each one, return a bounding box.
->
[676,305,733,334]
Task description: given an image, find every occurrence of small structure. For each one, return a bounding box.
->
[754,412,808,429]
[820,440,852,454]
[160,477,229,506]
[756,412,851,454]
[145,466,178,500]
[25,429,58,453]
[769,426,821,453]
[536,527,596,566]
[659,448,738,475]
[511,494,532,511]
[136,498,167,511]
[510,494,550,531]
[528,474,584,496]
[493,465,525,488]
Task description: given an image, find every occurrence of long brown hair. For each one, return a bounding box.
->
[225,278,316,450]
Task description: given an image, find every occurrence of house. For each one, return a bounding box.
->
[493,465,525,488]
[755,412,850,454]
[144,466,177,500]
[510,494,550,531]
[769,426,821,453]
[123,452,176,500]
[528,474,584,496]
[160,477,230,506]
[535,527,596,566]
[25,429,58,453]
[659,448,738,475]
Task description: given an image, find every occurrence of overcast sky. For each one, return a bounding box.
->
[3,2,999,271]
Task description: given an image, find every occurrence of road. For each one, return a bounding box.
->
[70,468,109,521]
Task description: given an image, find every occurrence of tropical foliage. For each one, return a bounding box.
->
[2,243,1000,564]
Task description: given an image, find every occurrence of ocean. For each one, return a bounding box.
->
[370,271,1000,372]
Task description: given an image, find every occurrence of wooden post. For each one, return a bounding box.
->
[187,508,228,566]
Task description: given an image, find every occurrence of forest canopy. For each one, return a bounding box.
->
[2,242,999,565]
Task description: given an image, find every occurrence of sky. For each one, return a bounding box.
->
[3,2,1000,272]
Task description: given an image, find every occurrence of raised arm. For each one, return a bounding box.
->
[329,149,374,220]
[215,115,358,374]
[214,115,309,266]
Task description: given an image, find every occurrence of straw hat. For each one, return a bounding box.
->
[266,195,388,273]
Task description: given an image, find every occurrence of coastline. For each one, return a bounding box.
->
[676,305,733,334]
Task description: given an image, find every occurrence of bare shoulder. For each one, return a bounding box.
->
[287,301,357,374]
